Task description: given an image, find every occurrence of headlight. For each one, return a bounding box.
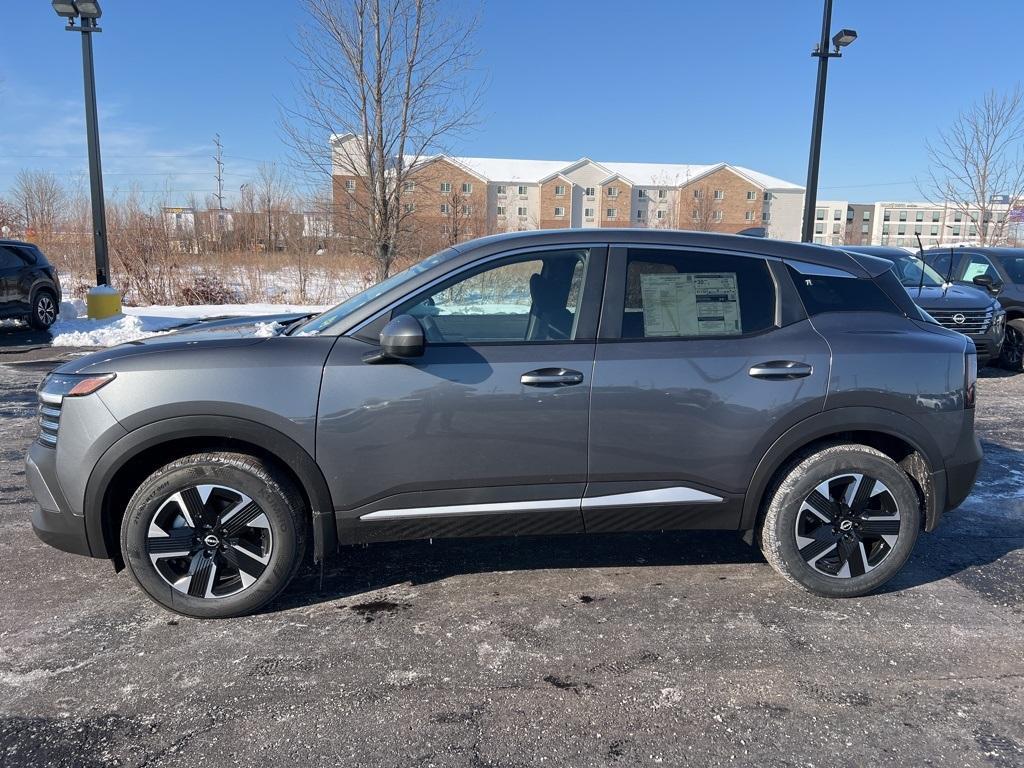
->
[38,372,116,402]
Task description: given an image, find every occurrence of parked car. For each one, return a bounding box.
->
[0,239,62,330]
[843,246,1006,366]
[923,247,1024,371]
[26,230,982,618]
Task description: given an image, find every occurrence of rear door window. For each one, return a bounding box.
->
[0,247,24,269]
[788,267,901,316]
[962,254,999,282]
[617,249,776,339]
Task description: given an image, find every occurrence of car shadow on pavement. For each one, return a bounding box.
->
[0,324,52,352]
[272,438,1024,613]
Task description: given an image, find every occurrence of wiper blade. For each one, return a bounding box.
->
[282,314,317,336]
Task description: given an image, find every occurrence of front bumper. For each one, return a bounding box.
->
[26,442,93,557]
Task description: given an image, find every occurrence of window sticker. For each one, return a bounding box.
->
[962,260,991,282]
[639,272,742,337]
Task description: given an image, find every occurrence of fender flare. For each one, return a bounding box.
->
[740,406,944,531]
[83,415,337,562]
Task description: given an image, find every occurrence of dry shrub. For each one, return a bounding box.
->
[175,275,243,305]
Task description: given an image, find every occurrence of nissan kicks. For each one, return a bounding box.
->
[26,230,982,618]
[0,239,62,330]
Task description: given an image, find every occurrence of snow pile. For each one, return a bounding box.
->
[49,302,328,347]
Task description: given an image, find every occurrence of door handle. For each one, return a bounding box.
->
[748,361,813,380]
[521,368,585,387]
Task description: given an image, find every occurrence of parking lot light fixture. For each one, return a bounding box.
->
[52,0,112,292]
[801,0,857,243]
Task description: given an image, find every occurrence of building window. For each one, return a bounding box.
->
[897,224,906,235]
[658,189,667,199]
[585,186,595,198]
[404,203,415,213]
[584,207,594,219]
[899,211,907,221]
[440,203,451,214]
[496,206,506,216]
[953,225,961,235]
[636,209,646,220]
[861,223,870,234]
[517,206,527,217]
[882,224,890,235]
[462,182,473,194]
[816,208,826,220]
[692,209,699,221]
[930,225,939,236]
[954,211,963,222]
[348,202,357,212]
[694,189,704,199]
[746,190,756,200]
[762,211,771,221]
[713,190,724,200]
[496,185,506,195]
[763,191,772,201]
[345,179,356,192]
[713,210,723,221]
[554,185,566,197]
[832,223,841,234]
[554,206,565,217]
[931,211,940,222]
[815,222,824,234]
[833,209,842,220]
[638,189,647,199]
[745,210,754,221]
[461,205,472,215]
[883,209,891,221]
[517,185,527,196]
[863,210,871,221]
[403,181,415,192]
[969,225,978,236]
[915,211,924,222]
[656,210,666,220]
[914,224,922,234]
[440,182,451,193]
[607,186,619,198]
[606,208,618,219]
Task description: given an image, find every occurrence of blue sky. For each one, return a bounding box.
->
[1,0,1021,205]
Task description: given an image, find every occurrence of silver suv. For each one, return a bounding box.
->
[26,231,982,618]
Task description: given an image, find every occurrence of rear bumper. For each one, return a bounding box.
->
[26,442,94,557]
[926,413,983,531]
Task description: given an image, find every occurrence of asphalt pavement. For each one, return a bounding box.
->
[0,342,1022,767]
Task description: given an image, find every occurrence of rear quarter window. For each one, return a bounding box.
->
[787,266,902,316]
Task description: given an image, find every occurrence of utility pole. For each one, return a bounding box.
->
[213,134,225,211]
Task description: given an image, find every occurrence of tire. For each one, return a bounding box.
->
[758,443,921,598]
[998,318,1024,373]
[120,452,308,619]
[28,290,58,330]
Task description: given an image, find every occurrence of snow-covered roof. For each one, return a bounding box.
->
[414,154,802,190]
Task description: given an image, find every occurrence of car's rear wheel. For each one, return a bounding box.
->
[759,444,921,597]
[120,452,308,618]
[28,291,58,330]
[998,318,1024,372]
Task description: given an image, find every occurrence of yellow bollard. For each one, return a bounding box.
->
[86,285,123,320]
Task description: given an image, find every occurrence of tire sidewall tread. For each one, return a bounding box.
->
[120,452,308,619]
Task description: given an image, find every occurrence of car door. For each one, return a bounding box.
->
[317,245,606,543]
[584,245,831,533]
[0,246,23,310]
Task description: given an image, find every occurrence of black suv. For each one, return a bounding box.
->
[845,246,1006,366]
[0,240,62,330]
[927,247,1024,371]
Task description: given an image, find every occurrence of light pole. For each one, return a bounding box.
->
[52,1,110,286]
[800,0,857,243]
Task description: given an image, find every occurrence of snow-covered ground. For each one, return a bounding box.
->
[48,299,330,347]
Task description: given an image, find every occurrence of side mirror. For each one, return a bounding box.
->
[972,274,1002,295]
[363,314,425,364]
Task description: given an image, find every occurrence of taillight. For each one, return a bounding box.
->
[965,351,977,409]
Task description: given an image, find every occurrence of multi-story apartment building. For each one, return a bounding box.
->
[330,133,805,254]
[812,200,1022,248]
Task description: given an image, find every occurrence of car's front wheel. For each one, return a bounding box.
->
[998,318,1024,372]
[120,452,308,618]
[28,290,58,330]
[759,443,921,597]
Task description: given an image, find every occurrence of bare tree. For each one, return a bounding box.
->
[686,185,721,232]
[922,86,1024,245]
[254,163,293,251]
[0,197,24,236]
[286,0,480,281]
[11,170,67,238]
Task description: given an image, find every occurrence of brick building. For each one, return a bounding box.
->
[331,133,805,253]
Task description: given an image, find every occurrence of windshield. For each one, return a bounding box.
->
[293,247,461,335]
[889,253,947,289]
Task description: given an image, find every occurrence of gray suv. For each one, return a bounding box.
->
[26,231,982,618]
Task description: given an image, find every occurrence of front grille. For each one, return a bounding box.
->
[37,393,62,447]
[928,308,994,336]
